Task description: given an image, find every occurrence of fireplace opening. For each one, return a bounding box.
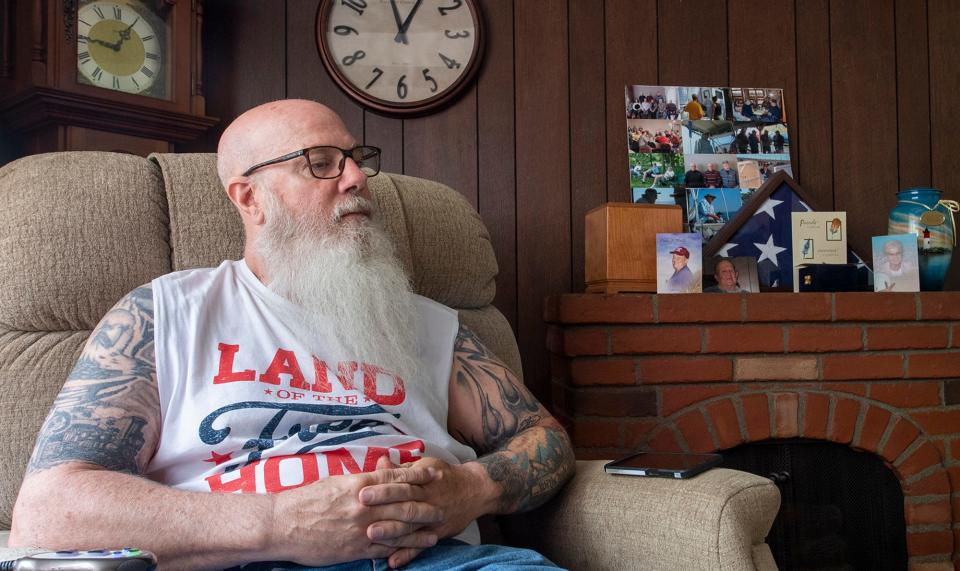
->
[722,439,907,570]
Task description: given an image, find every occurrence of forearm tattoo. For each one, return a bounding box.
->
[28,286,158,474]
[452,325,575,513]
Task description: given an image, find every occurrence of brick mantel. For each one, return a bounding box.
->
[545,292,960,567]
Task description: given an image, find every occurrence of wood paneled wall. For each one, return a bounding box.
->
[186,0,960,404]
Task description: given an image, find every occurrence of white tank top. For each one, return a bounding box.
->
[146,259,479,544]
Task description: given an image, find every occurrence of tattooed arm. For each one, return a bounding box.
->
[9,286,268,567]
[446,324,575,513]
[361,324,575,568]
[12,285,442,569]
[23,286,161,475]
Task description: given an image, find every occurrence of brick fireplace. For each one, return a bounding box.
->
[545,292,960,569]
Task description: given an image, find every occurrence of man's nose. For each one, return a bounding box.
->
[338,156,368,194]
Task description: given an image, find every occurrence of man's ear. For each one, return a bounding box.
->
[226,176,266,225]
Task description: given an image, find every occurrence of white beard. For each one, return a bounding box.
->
[253,187,423,385]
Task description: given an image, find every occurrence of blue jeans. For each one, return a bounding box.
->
[234,539,563,570]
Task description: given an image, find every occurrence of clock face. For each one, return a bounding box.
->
[76,0,168,98]
[318,0,483,115]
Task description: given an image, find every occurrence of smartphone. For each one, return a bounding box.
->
[14,549,156,570]
[604,452,722,479]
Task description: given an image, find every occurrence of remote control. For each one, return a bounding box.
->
[14,548,156,570]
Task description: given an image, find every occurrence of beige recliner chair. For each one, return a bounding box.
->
[0,152,780,570]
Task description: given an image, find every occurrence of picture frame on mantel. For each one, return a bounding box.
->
[704,171,871,291]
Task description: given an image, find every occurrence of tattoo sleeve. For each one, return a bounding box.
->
[450,324,575,513]
[27,285,160,475]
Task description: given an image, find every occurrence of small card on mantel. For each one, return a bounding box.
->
[656,232,703,294]
[791,212,847,292]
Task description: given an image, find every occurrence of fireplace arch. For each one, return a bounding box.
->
[642,390,954,564]
[724,438,907,570]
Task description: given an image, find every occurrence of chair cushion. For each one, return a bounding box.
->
[0,151,172,528]
[149,153,242,272]
[0,331,88,528]
[0,152,171,331]
[372,173,497,309]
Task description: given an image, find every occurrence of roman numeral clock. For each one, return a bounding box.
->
[77,1,165,96]
[316,0,484,116]
[0,0,215,156]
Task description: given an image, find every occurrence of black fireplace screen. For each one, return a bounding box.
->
[722,439,907,570]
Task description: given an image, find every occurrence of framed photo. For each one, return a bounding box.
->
[703,256,759,293]
[656,232,702,293]
[872,234,920,292]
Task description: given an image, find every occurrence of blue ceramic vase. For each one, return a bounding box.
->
[888,188,955,291]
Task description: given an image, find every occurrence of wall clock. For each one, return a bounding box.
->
[316,0,485,116]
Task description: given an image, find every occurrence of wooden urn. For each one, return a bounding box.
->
[584,202,684,293]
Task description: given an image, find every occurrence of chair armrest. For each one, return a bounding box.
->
[500,460,781,571]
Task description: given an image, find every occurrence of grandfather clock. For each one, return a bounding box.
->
[0,0,216,157]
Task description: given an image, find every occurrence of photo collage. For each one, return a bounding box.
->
[627,85,792,243]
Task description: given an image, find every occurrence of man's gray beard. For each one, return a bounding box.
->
[253,187,424,385]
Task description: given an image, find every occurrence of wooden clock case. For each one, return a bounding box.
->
[0,0,216,157]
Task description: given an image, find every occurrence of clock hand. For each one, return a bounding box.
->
[389,0,408,44]
[114,22,136,49]
[397,0,423,39]
[87,37,118,50]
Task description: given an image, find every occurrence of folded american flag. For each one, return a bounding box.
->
[713,179,871,289]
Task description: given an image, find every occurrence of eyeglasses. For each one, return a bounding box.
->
[241,145,382,179]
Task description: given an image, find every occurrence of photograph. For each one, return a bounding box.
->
[729,123,789,159]
[700,87,728,121]
[737,159,793,189]
[656,232,703,293]
[729,87,786,123]
[703,256,759,293]
[682,121,735,155]
[628,119,683,154]
[632,186,684,206]
[630,152,685,189]
[872,234,920,292]
[625,85,680,119]
[683,154,740,189]
[687,188,745,242]
[676,86,710,121]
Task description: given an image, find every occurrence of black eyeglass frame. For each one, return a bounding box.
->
[241,145,382,179]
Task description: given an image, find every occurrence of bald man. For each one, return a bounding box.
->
[10,100,574,570]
